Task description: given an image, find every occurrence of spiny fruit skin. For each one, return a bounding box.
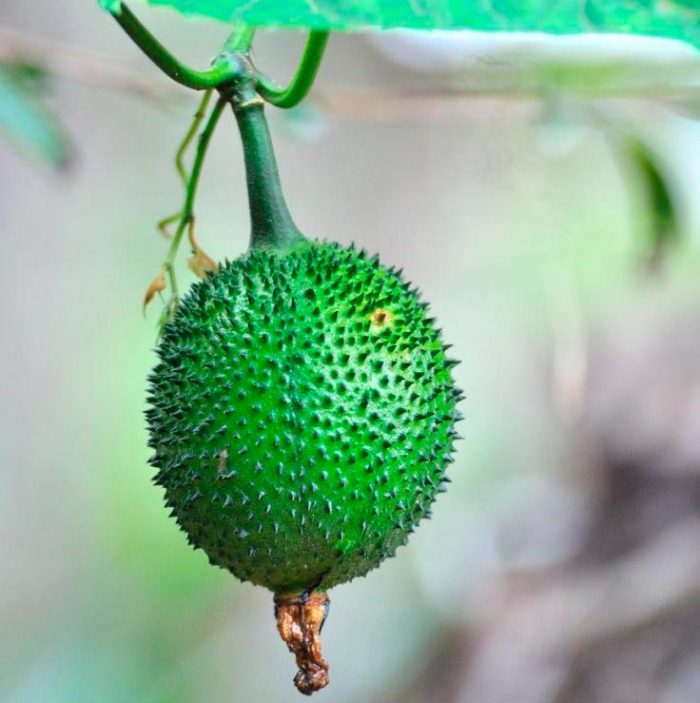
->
[147,240,461,594]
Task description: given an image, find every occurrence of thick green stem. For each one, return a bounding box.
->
[231,87,304,251]
[256,31,330,109]
[111,3,245,90]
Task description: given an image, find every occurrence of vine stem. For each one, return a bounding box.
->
[176,89,213,185]
[162,96,226,311]
[110,3,246,90]
[256,31,330,109]
[109,4,328,108]
[157,89,214,238]
[110,3,328,323]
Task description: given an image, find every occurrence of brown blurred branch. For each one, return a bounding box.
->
[386,517,700,703]
[0,25,697,121]
[457,517,700,703]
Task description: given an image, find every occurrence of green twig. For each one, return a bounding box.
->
[256,31,330,109]
[110,3,245,90]
[157,90,213,239]
[159,96,227,328]
[110,4,327,109]
[157,211,180,239]
[176,89,213,185]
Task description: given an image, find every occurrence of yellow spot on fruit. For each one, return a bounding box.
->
[369,308,394,331]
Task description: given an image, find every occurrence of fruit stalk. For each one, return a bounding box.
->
[231,85,305,251]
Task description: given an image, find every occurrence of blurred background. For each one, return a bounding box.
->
[2,2,700,702]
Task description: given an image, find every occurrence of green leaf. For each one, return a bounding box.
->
[0,65,72,169]
[102,0,700,48]
[625,136,682,272]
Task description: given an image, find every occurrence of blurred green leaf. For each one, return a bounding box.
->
[0,64,71,169]
[101,0,700,46]
[625,137,681,272]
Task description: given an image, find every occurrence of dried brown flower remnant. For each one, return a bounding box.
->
[143,269,166,313]
[274,591,330,695]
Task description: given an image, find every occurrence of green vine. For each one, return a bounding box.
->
[110,3,328,102]
[157,88,213,239]
[154,96,226,333]
[256,31,330,109]
[109,3,330,328]
[111,4,246,90]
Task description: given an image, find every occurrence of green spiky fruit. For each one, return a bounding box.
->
[147,240,461,595]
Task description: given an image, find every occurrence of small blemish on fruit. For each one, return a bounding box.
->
[369,308,394,331]
[217,448,229,475]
